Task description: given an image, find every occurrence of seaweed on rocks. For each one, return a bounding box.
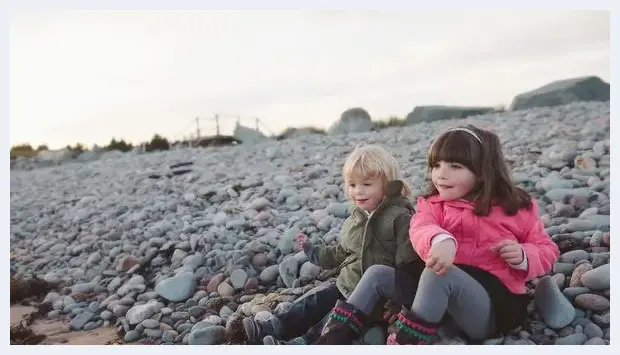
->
[10,276,58,305]
[10,322,46,345]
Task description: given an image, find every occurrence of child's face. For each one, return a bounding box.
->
[346,173,385,211]
[431,160,477,201]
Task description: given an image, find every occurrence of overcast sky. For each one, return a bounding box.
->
[10,10,609,149]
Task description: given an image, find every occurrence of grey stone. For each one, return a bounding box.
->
[69,311,94,331]
[187,325,226,345]
[535,275,575,329]
[155,272,196,302]
[580,264,610,290]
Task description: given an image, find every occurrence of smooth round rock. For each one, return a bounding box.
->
[144,328,163,338]
[124,330,141,343]
[217,282,234,297]
[155,272,197,302]
[562,287,591,301]
[187,325,226,345]
[125,303,157,325]
[230,269,248,290]
[534,275,576,329]
[569,263,592,287]
[142,319,160,329]
[584,322,604,339]
[559,249,589,263]
[574,294,610,312]
[580,264,610,290]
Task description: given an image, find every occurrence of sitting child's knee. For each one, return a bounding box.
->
[419,266,447,283]
[365,264,395,280]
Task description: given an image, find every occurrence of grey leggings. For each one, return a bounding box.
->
[347,264,494,340]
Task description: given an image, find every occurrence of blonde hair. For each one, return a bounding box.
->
[342,144,412,198]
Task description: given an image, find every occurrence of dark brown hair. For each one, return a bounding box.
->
[424,124,532,216]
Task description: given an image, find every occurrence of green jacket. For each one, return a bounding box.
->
[307,180,420,299]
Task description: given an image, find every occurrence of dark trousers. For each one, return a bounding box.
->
[277,284,344,341]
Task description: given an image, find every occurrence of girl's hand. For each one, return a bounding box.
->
[491,239,524,265]
[426,239,457,275]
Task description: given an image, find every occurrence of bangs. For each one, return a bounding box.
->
[343,154,383,182]
[428,130,481,172]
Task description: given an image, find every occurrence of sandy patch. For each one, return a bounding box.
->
[10,305,120,345]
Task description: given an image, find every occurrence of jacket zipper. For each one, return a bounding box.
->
[358,197,388,270]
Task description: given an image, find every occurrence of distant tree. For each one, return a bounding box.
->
[36,144,49,151]
[11,144,34,152]
[373,116,407,130]
[71,143,86,153]
[145,134,170,152]
[10,144,35,160]
[105,137,133,152]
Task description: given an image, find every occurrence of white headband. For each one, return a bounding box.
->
[429,127,482,152]
[445,127,482,143]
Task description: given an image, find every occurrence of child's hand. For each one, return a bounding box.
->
[491,239,524,265]
[427,239,457,275]
[293,233,309,253]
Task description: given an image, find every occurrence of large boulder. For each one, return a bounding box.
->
[510,76,610,111]
[328,107,373,135]
[233,123,269,144]
[405,106,494,125]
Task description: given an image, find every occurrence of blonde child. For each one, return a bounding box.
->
[243,144,423,345]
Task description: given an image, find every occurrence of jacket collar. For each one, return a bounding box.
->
[426,194,475,210]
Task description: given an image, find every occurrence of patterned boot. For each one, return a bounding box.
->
[386,307,439,345]
[311,300,367,345]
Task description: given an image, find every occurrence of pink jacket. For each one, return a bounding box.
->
[409,195,559,294]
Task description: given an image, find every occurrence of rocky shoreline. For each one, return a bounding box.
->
[10,101,610,345]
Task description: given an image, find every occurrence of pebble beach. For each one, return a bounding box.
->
[10,100,611,345]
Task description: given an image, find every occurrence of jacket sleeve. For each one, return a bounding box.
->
[309,243,349,269]
[517,201,560,280]
[393,212,421,266]
[409,197,452,261]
